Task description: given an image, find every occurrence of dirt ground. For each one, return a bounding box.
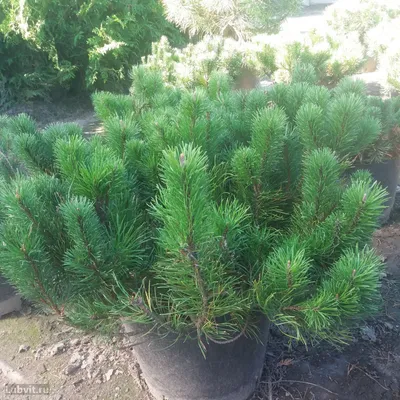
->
[4,96,102,136]
[0,313,150,400]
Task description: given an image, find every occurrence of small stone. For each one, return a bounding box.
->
[98,354,106,363]
[49,342,65,356]
[65,352,83,375]
[105,369,114,382]
[70,338,81,346]
[81,351,96,369]
[361,325,377,342]
[82,336,92,344]
[115,370,123,375]
[95,379,102,384]
[73,379,84,388]
[39,364,47,374]
[91,368,101,380]
[18,344,30,353]
[35,348,44,360]
[384,322,394,330]
[65,363,80,376]
[125,388,129,393]
[115,387,120,392]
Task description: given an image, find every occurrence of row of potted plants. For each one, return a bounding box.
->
[142,32,366,91]
[322,0,400,94]
[140,0,400,96]
[0,70,398,399]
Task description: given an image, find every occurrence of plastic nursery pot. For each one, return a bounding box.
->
[234,67,260,90]
[354,158,400,224]
[123,317,269,400]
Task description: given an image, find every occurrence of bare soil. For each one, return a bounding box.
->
[0,312,150,400]
[4,96,102,136]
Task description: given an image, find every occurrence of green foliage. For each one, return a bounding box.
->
[0,0,186,105]
[143,28,368,93]
[0,175,70,313]
[280,42,331,81]
[256,244,383,343]
[380,45,400,95]
[294,79,400,162]
[162,0,302,39]
[0,71,391,350]
[366,17,400,61]
[322,0,400,94]
[272,36,364,86]
[325,0,400,45]
[143,36,278,90]
[92,92,134,121]
[291,63,318,85]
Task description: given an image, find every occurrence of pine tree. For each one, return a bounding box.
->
[0,70,395,349]
[161,0,302,39]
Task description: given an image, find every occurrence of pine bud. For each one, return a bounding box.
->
[352,269,356,278]
[179,153,185,167]
[15,191,20,200]
[287,260,292,288]
[362,193,367,203]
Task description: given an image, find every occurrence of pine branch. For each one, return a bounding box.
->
[20,243,61,315]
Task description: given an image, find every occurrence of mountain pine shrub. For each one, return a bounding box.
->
[0,71,393,350]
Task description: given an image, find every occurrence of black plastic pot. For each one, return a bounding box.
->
[123,317,269,400]
[353,158,400,224]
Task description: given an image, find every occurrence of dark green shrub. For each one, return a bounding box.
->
[0,0,185,105]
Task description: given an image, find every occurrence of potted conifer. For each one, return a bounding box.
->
[0,69,387,400]
[292,77,400,223]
